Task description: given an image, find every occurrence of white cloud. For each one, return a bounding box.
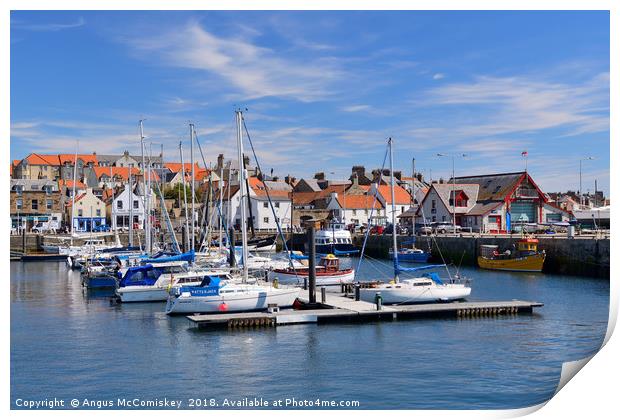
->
[12,17,85,32]
[124,21,344,102]
[432,73,445,80]
[341,104,372,113]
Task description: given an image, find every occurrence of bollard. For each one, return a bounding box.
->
[303,278,308,290]
[321,287,326,304]
[375,292,383,310]
[355,284,360,301]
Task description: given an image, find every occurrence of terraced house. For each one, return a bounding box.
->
[10,179,62,231]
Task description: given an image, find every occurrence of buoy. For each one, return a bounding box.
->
[219,302,229,312]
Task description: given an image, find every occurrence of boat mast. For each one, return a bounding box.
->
[389,137,399,282]
[236,109,249,282]
[70,140,79,245]
[219,165,224,254]
[128,169,133,247]
[139,120,150,254]
[190,123,196,251]
[179,141,190,251]
[147,142,153,253]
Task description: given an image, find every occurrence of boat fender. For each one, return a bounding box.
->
[219,302,229,312]
[272,277,279,289]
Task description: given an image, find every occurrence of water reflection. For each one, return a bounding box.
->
[10,260,609,409]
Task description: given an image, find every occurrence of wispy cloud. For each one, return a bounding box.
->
[341,104,372,113]
[432,73,445,80]
[411,72,609,139]
[123,21,345,102]
[12,17,85,32]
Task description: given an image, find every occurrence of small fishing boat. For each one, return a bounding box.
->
[268,254,355,286]
[477,237,546,272]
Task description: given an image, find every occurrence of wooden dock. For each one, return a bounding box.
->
[187,289,543,330]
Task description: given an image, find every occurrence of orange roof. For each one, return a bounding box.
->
[164,162,201,174]
[12,159,21,166]
[292,191,322,205]
[58,179,87,189]
[24,153,61,166]
[92,166,140,181]
[336,195,383,210]
[374,184,411,205]
[195,169,211,181]
[65,192,87,208]
[58,153,98,165]
[249,177,291,199]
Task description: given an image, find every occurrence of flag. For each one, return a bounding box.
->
[521,151,528,157]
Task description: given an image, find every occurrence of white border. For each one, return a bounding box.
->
[2,2,616,420]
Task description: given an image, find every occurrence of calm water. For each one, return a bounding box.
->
[11,259,609,409]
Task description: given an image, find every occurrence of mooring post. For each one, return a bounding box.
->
[303,278,308,290]
[228,227,236,267]
[181,225,187,253]
[321,286,326,304]
[375,292,383,310]
[355,283,360,301]
[22,227,26,253]
[307,225,316,304]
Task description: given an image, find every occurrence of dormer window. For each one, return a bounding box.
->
[14,185,23,195]
[449,190,468,207]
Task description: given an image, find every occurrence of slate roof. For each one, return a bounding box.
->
[450,172,525,201]
[429,183,480,213]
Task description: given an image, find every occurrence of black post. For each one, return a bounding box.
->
[307,225,316,304]
[355,284,361,301]
[181,225,187,253]
[321,286,326,304]
[228,227,237,267]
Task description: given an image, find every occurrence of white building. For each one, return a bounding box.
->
[220,178,292,231]
[326,192,385,226]
[108,183,155,230]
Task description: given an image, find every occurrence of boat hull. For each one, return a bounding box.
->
[359,284,471,304]
[477,253,545,272]
[315,244,359,256]
[117,286,171,302]
[83,276,117,289]
[389,251,431,263]
[165,287,300,314]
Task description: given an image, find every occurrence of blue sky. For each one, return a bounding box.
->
[10,10,610,194]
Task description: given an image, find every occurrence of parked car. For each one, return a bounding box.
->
[383,223,408,235]
[32,220,60,234]
[433,222,462,234]
[418,225,433,235]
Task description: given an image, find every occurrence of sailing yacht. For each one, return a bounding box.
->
[165,110,300,314]
[358,138,471,304]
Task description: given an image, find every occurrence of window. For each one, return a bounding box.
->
[31,199,38,211]
[14,185,23,195]
[442,215,446,222]
[275,202,280,208]
[117,201,123,209]
[116,216,124,226]
[263,217,269,223]
[133,200,139,209]
[46,199,53,210]
[16,199,23,210]
[96,209,101,217]
[41,165,47,171]
[432,216,436,222]
[78,209,83,217]
[431,199,436,209]
[352,209,357,215]
[263,202,269,208]
[133,215,139,224]
[44,185,53,195]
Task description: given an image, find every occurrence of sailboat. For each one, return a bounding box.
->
[358,138,471,304]
[165,110,300,315]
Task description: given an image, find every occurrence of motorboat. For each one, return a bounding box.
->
[268,254,355,286]
[314,219,359,256]
[477,237,545,272]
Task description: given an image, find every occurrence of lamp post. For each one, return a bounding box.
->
[579,157,594,208]
[437,153,467,234]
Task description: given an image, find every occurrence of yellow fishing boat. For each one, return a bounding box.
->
[477,238,545,272]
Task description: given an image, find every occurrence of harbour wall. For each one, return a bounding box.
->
[351,235,610,279]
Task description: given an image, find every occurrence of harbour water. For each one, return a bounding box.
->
[11,259,608,409]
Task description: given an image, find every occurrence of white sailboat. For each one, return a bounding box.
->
[165,110,300,314]
[358,138,471,304]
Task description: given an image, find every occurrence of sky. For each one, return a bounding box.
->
[10,10,610,195]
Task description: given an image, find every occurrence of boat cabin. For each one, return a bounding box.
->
[319,254,341,271]
[517,238,539,253]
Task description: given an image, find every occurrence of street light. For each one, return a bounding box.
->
[579,157,595,208]
[437,153,467,234]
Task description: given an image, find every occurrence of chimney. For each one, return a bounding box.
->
[217,153,224,169]
[243,154,250,167]
[314,172,325,181]
[393,170,402,181]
